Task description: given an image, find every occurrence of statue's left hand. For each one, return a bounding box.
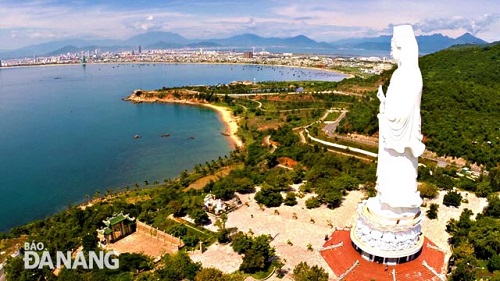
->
[377,85,385,101]
[377,85,385,113]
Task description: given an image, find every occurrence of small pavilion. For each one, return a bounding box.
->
[97,212,136,244]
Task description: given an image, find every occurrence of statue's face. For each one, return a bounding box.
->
[390,38,401,63]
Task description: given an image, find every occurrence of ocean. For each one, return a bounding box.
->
[0,63,345,232]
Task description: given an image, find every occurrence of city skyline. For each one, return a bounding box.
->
[0,0,499,50]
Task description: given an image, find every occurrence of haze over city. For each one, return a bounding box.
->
[1,0,499,50]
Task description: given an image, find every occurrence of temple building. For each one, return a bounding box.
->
[203,194,227,214]
[97,212,136,244]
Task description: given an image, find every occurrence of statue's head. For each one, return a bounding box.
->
[391,25,419,67]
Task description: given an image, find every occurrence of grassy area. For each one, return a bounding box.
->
[324,111,341,121]
[0,236,28,264]
[251,264,276,279]
[308,122,378,154]
[329,66,375,79]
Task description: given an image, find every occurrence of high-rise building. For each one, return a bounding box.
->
[138,45,142,54]
[243,51,253,59]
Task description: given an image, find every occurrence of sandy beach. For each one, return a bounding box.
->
[202,103,243,149]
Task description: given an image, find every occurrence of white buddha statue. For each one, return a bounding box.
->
[374,25,425,210]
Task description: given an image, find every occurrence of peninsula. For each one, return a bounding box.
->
[1,42,498,281]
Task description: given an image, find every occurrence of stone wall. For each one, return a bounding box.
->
[136,220,184,248]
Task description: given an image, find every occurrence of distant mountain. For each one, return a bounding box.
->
[213,34,327,48]
[43,45,131,57]
[186,41,221,48]
[453,32,488,45]
[125,31,190,46]
[146,41,184,49]
[0,31,488,59]
[45,45,80,56]
[330,33,488,54]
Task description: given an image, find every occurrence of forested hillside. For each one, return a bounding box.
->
[340,43,500,168]
[419,43,500,168]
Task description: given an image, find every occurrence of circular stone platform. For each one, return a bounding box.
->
[321,229,446,281]
[350,199,424,264]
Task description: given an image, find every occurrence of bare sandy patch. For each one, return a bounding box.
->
[189,243,243,273]
[421,190,488,261]
[104,232,178,259]
[184,166,233,192]
[199,189,364,279]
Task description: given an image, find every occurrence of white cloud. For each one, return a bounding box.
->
[413,14,500,36]
[0,0,498,49]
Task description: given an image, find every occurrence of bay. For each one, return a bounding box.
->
[0,63,344,231]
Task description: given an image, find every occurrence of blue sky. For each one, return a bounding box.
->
[0,0,498,49]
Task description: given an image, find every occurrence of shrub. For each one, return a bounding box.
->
[305,197,321,209]
[284,192,298,206]
[254,188,283,207]
[443,190,462,207]
[487,254,500,272]
[293,261,328,281]
[426,203,439,219]
[418,182,439,199]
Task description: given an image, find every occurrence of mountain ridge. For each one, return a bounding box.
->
[0,31,488,59]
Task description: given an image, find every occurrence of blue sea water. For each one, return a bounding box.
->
[0,63,345,232]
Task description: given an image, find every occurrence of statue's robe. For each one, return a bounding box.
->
[376,65,425,209]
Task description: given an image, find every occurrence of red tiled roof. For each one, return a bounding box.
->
[320,230,446,281]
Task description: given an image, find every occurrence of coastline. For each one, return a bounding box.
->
[202,103,243,149]
[124,94,243,149]
[0,61,352,80]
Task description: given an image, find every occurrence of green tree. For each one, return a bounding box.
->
[475,181,493,197]
[195,267,228,281]
[167,200,186,217]
[232,233,275,273]
[217,228,230,243]
[239,249,266,273]
[215,213,230,243]
[334,173,360,191]
[321,190,343,209]
[283,192,298,206]
[254,187,283,207]
[231,232,252,254]
[418,182,439,199]
[82,233,98,251]
[293,261,329,281]
[490,165,500,191]
[305,197,321,209]
[488,254,500,272]
[484,194,500,218]
[156,252,201,281]
[450,259,476,281]
[443,190,462,207]
[469,216,500,259]
[119,253,152,272]
[426,203,439,219]
[168,224,188,237]
[189,208,209,225]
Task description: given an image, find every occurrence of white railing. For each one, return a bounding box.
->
[320,241,344,251]
[338,260,359,280]
[304,129,378,158]
[422,260,446,281]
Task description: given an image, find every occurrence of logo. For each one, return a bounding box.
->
[23,241,119,270]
